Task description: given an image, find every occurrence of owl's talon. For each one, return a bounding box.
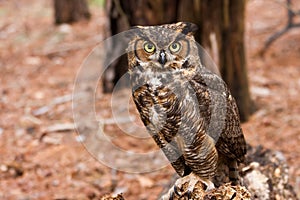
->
[202,180,215,192]
[186,190,192,199]
[173,184,182,196]
[169,190,175,200]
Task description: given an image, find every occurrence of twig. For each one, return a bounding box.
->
[39,122,74,143]
[43,123,74,133]
[35,35,103,56]
[261,0,300,55]
[33,94,80,116]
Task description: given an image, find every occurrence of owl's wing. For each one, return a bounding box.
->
[132,85,192,177]
[152,133,192,177]
[191,68,247,163]
[216,95,247,163]
[141,110,192,177]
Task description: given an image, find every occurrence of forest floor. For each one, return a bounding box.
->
[0,0,299,199]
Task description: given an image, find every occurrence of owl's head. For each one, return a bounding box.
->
[127,22,199,72]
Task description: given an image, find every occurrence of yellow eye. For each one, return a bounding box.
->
[169,42,181,53]
[144,42,156,53]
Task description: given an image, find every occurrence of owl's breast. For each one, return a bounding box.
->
[131,66,183,88]
[132,73,183,135]
[132,80,177,118]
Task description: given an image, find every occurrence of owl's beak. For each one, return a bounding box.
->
[158,50,167,65]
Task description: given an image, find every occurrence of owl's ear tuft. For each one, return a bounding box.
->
[125,26,144,39]
[176,22,198,36]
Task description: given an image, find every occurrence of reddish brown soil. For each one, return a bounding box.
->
[0,0,299,199]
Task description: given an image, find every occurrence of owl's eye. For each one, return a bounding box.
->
[169,42,181,53]
[144,42,156,53]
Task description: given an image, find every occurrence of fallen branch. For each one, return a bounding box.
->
[33,94,83,116]
[260,0,300,55]
[35,35,104,56]
[43,123,75,133]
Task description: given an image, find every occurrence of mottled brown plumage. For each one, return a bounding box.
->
[126,22,246,189]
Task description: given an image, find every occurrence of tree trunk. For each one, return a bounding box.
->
[54,0,91,24]
[223,0,251,122]
[102,0,179,93]
[192,0,251,121]
[104,0,252,121]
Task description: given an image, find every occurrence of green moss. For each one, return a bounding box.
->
[90,0,105,7]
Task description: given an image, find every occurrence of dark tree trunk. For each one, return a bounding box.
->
[104,0,252,121]
[54,0,91,24]
[199,0,251,121]
[102,0,179,93]
[223,0,251,122]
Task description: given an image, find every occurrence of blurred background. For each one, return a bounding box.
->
[0,0,299,199]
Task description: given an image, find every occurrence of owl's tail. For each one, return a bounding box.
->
[228,160,240,185]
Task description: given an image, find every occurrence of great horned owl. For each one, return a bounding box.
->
[126,22,246,193]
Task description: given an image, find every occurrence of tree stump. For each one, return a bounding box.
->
[100,145,298,200]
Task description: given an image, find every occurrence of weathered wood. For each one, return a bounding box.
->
[100,146,298,199]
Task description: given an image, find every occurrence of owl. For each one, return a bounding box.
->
[126,22,246,195]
